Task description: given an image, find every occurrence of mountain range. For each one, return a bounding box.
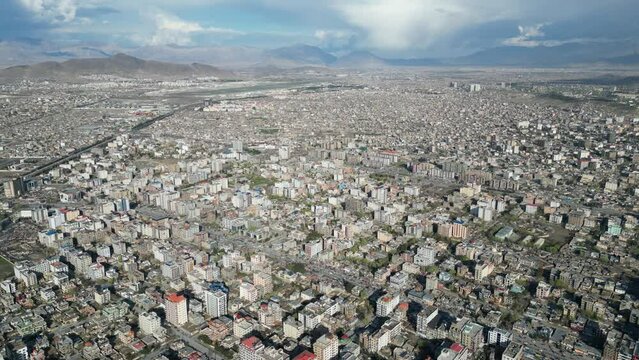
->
[1,41,638,75]
[0,53,232,80]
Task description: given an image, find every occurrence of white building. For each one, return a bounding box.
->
[314,334,339,360]
[414,246,436,267]
[376,294,400,317]
[205,290,227,318]
[139,311,163,336]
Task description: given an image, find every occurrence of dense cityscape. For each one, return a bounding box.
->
[0,65,638,360]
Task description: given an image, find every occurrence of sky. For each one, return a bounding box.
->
[1,0,638,57]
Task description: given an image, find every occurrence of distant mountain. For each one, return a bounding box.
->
[2,40,638,73]
[451,42,634,67]
[333,51,387,68]
[266,45,336,66]
[606,53,639,65]
[0,53,233,80]
[127,45,263,68]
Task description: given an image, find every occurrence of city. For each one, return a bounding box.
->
[1,1,639,360]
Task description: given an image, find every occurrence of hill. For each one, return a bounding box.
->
[0,53,233,80]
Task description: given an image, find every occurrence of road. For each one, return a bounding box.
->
[168,325,227,360]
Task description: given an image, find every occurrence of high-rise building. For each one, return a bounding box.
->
[313,334,339,360]
[205,289,227,318]
[165,293,188,326]
[416,307,439,334]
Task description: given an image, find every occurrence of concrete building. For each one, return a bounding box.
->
[313,333,339,360]
[376,293,400,317]
[165,293,188,326]
[205,289,227,318]
[139,311,162,336]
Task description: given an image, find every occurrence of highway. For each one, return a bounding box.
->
[19,106,182,180]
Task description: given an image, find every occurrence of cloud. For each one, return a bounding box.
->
[314,29,357,51]
[501,23,612,48]
[6,0,639,57]
[503,23,548,47]
[18,0,78,23]
[331,0,513,51]
[329,0,637,54]
[149,12,243,46]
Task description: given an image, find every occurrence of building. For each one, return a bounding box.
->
[283,317,304,339]
[460,321,484,351]
[239,336,264,360]
[293,351,317,360]
[313,334,339,360]
[232,140,244,153]
[474,261,494,281]
[414,246,436,267]
[165,293,188,326]
[94,288,111,305]
[451,223,468,239]
[234,318,255,338]
[536,282,552,299]
[376,294,400,317]
[361,320,401,353]
[437,343,469,360]
[139,311,162,336]
[487,328,512,346]
[416,307,439,334]
[8,340,28,360]
[258,302,282,327]
[3,178,24,198]
[502,342,525,360]
[240,282,259,302]
[253,272,274,295]
[205,289,227,318]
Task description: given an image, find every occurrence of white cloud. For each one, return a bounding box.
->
[331,0,514,51]
[503,23,548,47]
[328,0,629,52]
[19,0,78,23]
[149,12,243,46]
[314,29,356,50]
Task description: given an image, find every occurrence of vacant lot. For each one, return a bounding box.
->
[0,255,13,280]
